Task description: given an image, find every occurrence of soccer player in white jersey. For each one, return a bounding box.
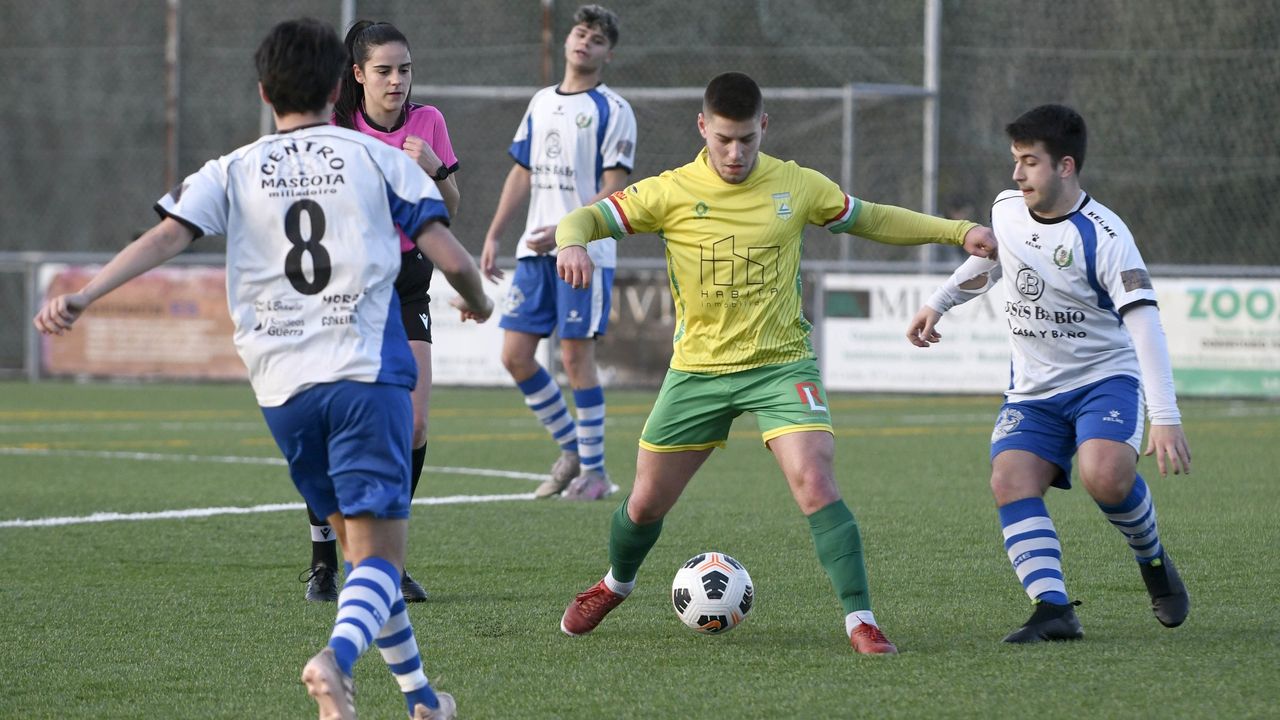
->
[33,18,489,720]
[905,104,1192,643]
[480,4,636,500]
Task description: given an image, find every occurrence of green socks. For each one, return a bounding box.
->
[808,500,872,613]
[608,497,664,583]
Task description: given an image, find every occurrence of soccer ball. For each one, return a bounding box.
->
[671,552,754,634]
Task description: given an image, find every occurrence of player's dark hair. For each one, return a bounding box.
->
[333,20,411,129]
[574,4,620,47]
[254,18,346,117]
[703,72,763,121]
[1006,104,1088,173]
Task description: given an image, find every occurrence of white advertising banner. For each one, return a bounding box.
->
[820,273,1009,393]
[820,273,1280,398]
[1156,278,1280,397]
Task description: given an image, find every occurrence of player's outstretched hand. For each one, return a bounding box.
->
[557,245,594,289]
[524,225,557,254]
[34,292,90,335]
[479,238,504,283]
[962,226,998,259]
[1145,424,1192,477]
[906,305,944,348]
[449,294,494,323]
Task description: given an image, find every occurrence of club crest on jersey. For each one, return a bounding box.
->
[772,192,793,219]
[992,408,1025,440]
[694,201,710,218]
[576,112,593,129]
[1053,244,1074,269]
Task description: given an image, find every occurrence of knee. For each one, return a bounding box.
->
[1079,468,1132,505]
[793,468,840,514]
[501,348,534,378]
[990,468,1036,506]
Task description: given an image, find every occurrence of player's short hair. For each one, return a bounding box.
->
[1006,104,1088,173]
[333,20,412,129]
[254,18,346,116]
[703,72,763,121]
[574,4,620,47]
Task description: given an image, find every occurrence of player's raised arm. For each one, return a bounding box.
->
[554,204,612,289]
[844,200,998,257]
[33,217,194,335]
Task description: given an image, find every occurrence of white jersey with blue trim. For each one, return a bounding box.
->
[986,189,1158,401]
[508,83,636,268]
[154,124,448,407]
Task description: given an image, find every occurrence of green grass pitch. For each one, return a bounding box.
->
[1,381,1277,718]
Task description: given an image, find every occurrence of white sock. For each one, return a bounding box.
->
[845,610,878,636]
[603,569,635,597]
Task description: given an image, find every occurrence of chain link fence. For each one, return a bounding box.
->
[2,0,1278,373]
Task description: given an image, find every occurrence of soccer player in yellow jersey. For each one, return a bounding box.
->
[554,72,997,654]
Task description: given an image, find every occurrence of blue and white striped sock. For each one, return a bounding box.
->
[1097,475,1163,564]
[574,386,606,472]
[999,497,1069,605]
[375,596,440,714]
[517,367,578,454]
[327,557,398,676]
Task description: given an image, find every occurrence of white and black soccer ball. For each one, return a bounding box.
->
[671,552,754,634]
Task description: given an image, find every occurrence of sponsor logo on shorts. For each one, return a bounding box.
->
[502,286,525,316]
[566,309,583,324]
[992,407,1024,440]
[1102,409,1124,424]
[795,382,828,414]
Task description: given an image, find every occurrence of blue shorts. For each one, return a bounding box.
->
[498,255,613,339]
[261,380,413,519]
[990,375,1144,490]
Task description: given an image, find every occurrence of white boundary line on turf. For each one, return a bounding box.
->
[0,493,537,529]
[0,446,554,529]
[0,446,548,481]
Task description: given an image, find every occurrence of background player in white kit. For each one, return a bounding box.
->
[32,18,489,719]
[906,104,1192,644]
[480,4,635,500]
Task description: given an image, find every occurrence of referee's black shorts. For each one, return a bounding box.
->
[396,249,433,343]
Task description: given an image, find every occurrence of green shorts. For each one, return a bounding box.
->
[639,359,833,452]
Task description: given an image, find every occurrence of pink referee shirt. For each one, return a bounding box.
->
[343,102,459,251]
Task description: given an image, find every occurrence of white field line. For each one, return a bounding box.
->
[0,446,547,481]
[0,446,547,529]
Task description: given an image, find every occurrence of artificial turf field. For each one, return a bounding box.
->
[1,380,1276,719]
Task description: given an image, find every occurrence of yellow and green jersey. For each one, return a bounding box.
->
[562,148,973,375]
